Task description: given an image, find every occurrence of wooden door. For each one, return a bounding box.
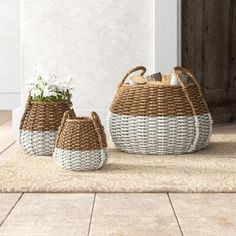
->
[182,0,236,123]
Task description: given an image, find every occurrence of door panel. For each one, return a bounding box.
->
[182,0,236,123]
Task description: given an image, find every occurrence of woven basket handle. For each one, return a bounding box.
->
[171,67,197,115]
[118,66,147,88]
[91,112,107,148]
[172,66,200,88]
[55,109,75,146]
[172,66,209,116]
[173,66,208,101]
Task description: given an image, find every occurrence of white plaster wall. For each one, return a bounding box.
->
[21,0,154,116]
[155,0,181,73]
[0,0,21,109]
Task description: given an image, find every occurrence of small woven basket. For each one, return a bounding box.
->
[19,95,72,156]
[53,110,108,171]
[107,66,213,155]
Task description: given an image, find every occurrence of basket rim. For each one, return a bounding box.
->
[30,100,71,104]
[121,82,195,88]
[66,117,92,122]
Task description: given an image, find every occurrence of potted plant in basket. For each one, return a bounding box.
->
[19,71,73,156]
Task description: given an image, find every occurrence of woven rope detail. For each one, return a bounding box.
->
[53,148,108,171]
[20,100,71,131]
[19,130,57,156]
[107,112,212,155]
[187,116,200,153]
[206,113,213,144]
[56,110,107,151]
[110,66,209,117]
[110,84,208,116]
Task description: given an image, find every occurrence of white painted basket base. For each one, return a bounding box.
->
[53,148,108,171]
[107,112,213,155]
[19,130,56,156]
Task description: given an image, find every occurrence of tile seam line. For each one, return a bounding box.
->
[167,193,184,236]
[0,193,24,228]
[0,141,16,156]
[0,119,12,126]
[87,193,96,236]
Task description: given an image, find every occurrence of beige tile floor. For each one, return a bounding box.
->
[0,111,236,236]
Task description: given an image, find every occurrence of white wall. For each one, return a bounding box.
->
[21,0,154,117]
[13,0,181,132]
[0,0,21,110]
[155,0,181,73]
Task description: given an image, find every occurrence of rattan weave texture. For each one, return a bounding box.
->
[53,110,108,171]
[53,148,108,171]
[19,130,57,156]
[108,66,213,154]
[20,100,72,131]
[107,112,213,154]
[19,95,72,156]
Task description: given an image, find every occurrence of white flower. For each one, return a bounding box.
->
[56,76,74,91]
[43,88,56,97]
[56,82,70,92]
[45,73,57,85]
[31,88,41,97]
[27,68,73,101]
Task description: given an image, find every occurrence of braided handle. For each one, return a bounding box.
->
[172,66,210,116]
[118,66,147,88]
[172,66,200,88]
[171,67,197,116]
[91,112,107,148]
[55,109,75,146]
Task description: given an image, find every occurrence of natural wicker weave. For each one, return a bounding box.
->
[19,95,72,156]
[108,66,213,154]
[53,110,108,171]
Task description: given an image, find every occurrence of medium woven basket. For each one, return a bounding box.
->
[53,110,108,171]
[107,66,213,154]
[19,95,72,156]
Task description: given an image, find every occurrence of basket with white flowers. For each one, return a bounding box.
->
[19,71,73,156]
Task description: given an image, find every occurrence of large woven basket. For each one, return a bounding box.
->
[53,110,108,171]
[19,95,72,156]
[107,66,213,154]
